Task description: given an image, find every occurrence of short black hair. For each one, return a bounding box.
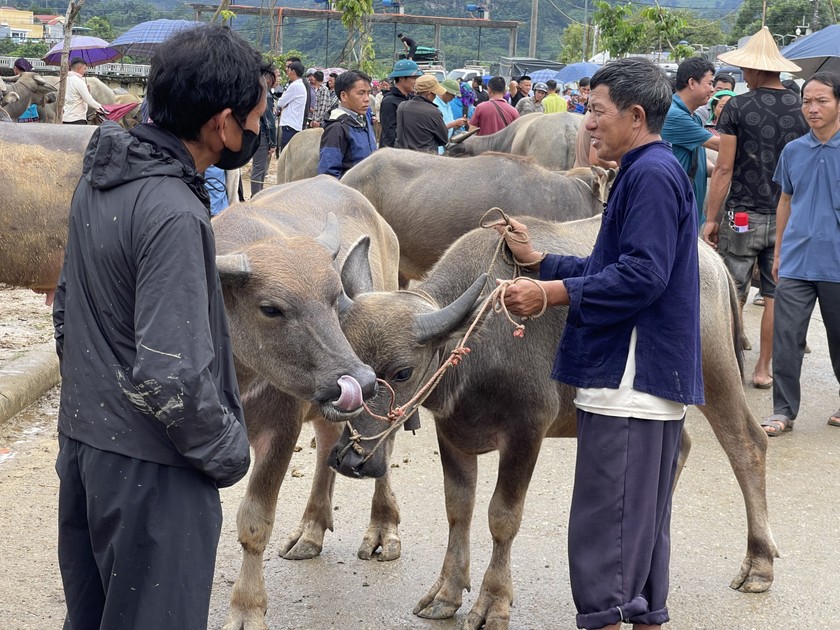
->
[675,57,715,91]
[546,79,557,91]
[713,73,736,89]
[287,61,304,78]
[487,76,506,93]
[285,56,301,64]
[70,57,86,69]
[590,58,672,134]
[803,71,840,101]
[335,70,371,100]
[781,78,801,96]
[313,70,324,82]
[397,32,403,38]
[147,24,267,141]
[519,75,531,82]
[579,76,590,88]
[329,72,338,79]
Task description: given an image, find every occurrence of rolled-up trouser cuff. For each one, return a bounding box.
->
[576,595,658,629]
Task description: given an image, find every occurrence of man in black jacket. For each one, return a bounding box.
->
[53,24,266,630]
[379,58,422,148]
[396,74,449,153]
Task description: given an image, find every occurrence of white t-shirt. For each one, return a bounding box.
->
[574,328,687,421]
[277,78,308,131]
[63,71,103,123]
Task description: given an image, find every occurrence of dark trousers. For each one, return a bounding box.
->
[773,277,840,419]
[250,129,272,197]
[569,411,683,629]
[56,435,222,630]
[279,125,299,152]
[63,120,88,125]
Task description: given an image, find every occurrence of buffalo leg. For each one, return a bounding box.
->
[698,397,777,592]
[278,415,342,559]
[698,320,777,592]
[414,423,478,620]
[358,437,402,561]
[463,435,543,630]
[224,392,303,630]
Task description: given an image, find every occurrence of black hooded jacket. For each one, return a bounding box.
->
[53,122,249,488]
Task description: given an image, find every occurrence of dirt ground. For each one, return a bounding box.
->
[0,285,53,368]
[1,286,839,629]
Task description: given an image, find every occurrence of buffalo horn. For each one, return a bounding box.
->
[447,127,480,146]
[216,253,251,287]
[315,212,342,260]
[413,273,489,344]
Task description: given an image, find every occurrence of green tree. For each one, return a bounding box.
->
[13,41,49,57]
[558,23,586,64]
[85,16,114,41]
[593,1,646,59]
[334,0,376,75]
[731,0,840,43]
[640,5,686,54]
[0,38,17,56]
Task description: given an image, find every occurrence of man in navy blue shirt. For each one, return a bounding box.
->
[761,71,840,436]
[497,58,703,630]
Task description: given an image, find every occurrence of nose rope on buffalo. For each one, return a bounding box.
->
[339,208,548,466]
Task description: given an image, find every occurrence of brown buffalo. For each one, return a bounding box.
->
[0,123,94,303]
[334,215,775,629]
[214,176,402,630]
[275,128,323,184]
[342,149,613,283]
[448,112,583,171]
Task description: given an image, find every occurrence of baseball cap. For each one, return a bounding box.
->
[414,74,446,96]
[305,67,316,77]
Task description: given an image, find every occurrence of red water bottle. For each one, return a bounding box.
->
[733,212,749,233]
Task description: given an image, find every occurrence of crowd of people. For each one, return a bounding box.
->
[41,19,839,630]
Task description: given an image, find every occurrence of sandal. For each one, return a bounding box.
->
[753,294,765,306]
[760,414,794,437]
[829,410,840,428]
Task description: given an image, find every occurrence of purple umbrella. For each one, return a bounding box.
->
[42,36,122,67]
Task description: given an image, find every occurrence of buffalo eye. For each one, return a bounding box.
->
[392,367,413,382]
[259,304,284,318]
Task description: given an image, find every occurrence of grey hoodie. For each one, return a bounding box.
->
[53,122,249,488]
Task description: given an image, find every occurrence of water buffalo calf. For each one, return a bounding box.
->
[214,176,402,630]
[342,149,613,284]
[335,216,775,629]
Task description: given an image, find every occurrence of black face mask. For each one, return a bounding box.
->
[215,115,259,170]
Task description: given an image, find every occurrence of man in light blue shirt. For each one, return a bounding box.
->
[433,78,468,154]
[661,57,719,224]
[761,71,840,436]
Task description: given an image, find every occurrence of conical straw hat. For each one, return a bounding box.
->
[717,27,801,72]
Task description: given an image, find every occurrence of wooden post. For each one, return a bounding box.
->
[434,24,441,50]
[53,0,85,124]
[528,0,538,57]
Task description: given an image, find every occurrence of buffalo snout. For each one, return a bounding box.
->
[316,366,377,418]
[329,425,388,479]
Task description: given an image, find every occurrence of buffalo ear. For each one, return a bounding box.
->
[590,165,616,204]
[340,235,374,299]
[316,212,341,260]
[216,253,251,287]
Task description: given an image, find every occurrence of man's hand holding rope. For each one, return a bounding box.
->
[491,217,570,317]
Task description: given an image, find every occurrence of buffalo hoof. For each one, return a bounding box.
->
[729,556,774,593]
[465,609,511,630]
[357,523,401,561]
[221,607,268,630]
[414,599,461,620]
[277,524,324,560]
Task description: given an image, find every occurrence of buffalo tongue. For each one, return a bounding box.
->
[333,375,363,411]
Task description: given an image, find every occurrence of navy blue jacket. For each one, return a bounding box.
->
[540,141,704,405]
[318,108,377,179]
